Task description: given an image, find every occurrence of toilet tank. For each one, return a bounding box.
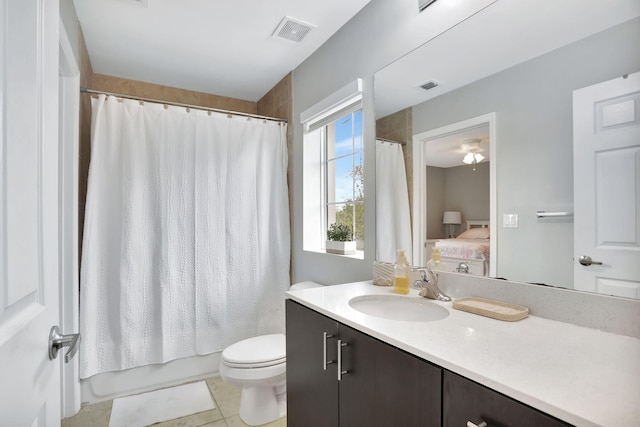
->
[289,281,324,291]
[268,282,325,335]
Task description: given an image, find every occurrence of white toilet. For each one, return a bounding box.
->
[219,281,321,426]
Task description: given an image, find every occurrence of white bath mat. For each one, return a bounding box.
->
[109,381,215,427]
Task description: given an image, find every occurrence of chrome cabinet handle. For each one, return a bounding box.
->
[322,332,335,370]
[467,422,488,427]
[337,340,349,381]
[48,326,81,363]
[579,255,603,266]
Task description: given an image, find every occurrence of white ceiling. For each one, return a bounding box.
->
[74,0,640,118]
[374,0,640,119]
[425,126,490,168]
[374,0,640,167]
[74,0,371,102]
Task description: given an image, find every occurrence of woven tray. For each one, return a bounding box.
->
[452,297,529,321]
[372,261,394,286]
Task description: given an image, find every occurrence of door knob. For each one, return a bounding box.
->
[579,255,603,266]
[48,326,80,363]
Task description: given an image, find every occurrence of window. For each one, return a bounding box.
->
[323,111,364,251]
[301,79,364,256]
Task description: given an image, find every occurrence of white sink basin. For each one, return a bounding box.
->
[349,295,449,322]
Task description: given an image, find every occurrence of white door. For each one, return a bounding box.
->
[0,0,62,425]
[573,72,640,298]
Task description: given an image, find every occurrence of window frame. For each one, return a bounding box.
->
[300,78,364,257]
[321,110,364,251]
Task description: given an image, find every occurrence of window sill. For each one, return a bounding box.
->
[303,249,365,260]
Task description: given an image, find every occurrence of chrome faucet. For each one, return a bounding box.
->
[456,262,470,274]
[412,268,451,302]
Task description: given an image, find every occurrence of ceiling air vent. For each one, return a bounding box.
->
[273,16,314,43]
[420,81,439,91]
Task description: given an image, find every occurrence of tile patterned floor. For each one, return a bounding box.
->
[61,376,287,427]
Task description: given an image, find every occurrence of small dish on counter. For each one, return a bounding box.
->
[452,297,529,321]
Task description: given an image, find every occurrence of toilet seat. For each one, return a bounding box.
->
[222,334,286,368]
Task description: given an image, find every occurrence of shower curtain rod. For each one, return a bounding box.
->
[377,137,406,146]
[80,87,288,123]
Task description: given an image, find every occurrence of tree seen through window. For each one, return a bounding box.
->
[325,110,364,250]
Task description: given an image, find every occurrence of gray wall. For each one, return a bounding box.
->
[290,0,639,286]
[426,167,445,239]
[412,17,640,287]
[290,0,473,284]
[445,162,490,230]
[426,162,490,239]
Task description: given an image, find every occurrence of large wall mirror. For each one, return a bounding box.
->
[374,4,640,298]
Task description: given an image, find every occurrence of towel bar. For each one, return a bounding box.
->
[536,211,573,218]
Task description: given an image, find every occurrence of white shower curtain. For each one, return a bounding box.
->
[80,95,290,378]
[376,140,412,263]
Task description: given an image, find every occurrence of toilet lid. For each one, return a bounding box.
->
[222,334,286,368]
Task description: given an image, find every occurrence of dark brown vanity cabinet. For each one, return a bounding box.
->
[286,299,442,427]
[287,300,576,427]
[443,367,573,427]
[286,299,339,427]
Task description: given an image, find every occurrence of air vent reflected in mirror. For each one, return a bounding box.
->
[420,81,439,91]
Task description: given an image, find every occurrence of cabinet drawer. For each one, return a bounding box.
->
[443,371,572,427]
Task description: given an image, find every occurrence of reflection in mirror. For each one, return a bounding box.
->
[423,126,490,240]
[412,114,496,279]
[374,11,640,297]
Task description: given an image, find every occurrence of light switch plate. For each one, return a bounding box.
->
[503,213,518,228]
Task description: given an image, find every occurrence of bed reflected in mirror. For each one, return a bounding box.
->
[431,220,490,276]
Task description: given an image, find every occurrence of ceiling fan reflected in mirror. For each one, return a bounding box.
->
[461,138,485,171]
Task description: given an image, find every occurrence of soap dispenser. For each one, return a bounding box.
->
[426,247,443,271]
[393,249,411,294]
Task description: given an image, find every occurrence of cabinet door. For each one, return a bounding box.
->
[286,300,339,427]
[339,323,442,427]
[443,371,572,427]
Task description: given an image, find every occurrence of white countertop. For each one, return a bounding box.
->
[286,281,640,427]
